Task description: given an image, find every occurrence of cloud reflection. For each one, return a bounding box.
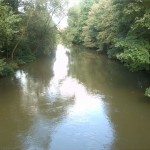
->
[53,45,69,80]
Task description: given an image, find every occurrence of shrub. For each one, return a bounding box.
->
[0,60,18,77]
[145,88,150,97]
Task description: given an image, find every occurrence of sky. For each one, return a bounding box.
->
[69,0,80,7]
[58,0,80,29]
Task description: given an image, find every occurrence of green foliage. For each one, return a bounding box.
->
[17,55,36,65]
[116,37,150,71]
[65,0,99,45]
[3,0,19,12]
[0,59,18,77]
[0,65,14,76]
[83,0,117,49]
[0,59,6,73]
[66,0,150,68]
[19,2,57,57]
[0,0,21,57]
[66,5,81,44]
[145,88,150,97]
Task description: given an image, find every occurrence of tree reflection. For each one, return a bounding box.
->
[0,45,75,149]
[68,45,150,150]
[1,44,149,149]
[16,45,75,149]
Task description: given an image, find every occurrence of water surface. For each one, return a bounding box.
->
[0,44,150,150]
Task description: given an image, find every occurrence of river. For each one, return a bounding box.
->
[0,44,150,150]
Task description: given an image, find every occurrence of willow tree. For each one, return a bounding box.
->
[11,0,69,60]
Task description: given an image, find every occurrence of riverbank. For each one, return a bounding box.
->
[0,56,35,77]
[62,0,150,97]
[62,41,150,97]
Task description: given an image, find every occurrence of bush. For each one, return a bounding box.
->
[0,59,6,73]
[145,88,150,97]
[17,54,36,66]
[0,60,18,77]
[115,37,150,71]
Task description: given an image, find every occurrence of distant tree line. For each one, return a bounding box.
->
[62,0,150,97]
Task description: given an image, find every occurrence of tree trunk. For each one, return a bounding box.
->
[11,39,20,60]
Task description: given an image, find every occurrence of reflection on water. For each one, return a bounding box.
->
[0,44,150,149]
[53,45,69,80]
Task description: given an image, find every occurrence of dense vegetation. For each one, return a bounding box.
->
[62,0,150,97]
[0,0,68,76]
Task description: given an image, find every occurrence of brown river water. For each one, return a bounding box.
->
[0,44,150,150]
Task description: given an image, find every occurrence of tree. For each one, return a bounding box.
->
[82,0,117,50]
[3,0,19,12]
[66,0,99,44]
[0,0,21,59]
[66,0,150,96]
[11,0,69,60]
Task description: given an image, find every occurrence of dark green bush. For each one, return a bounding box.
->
[0,61,18,77]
